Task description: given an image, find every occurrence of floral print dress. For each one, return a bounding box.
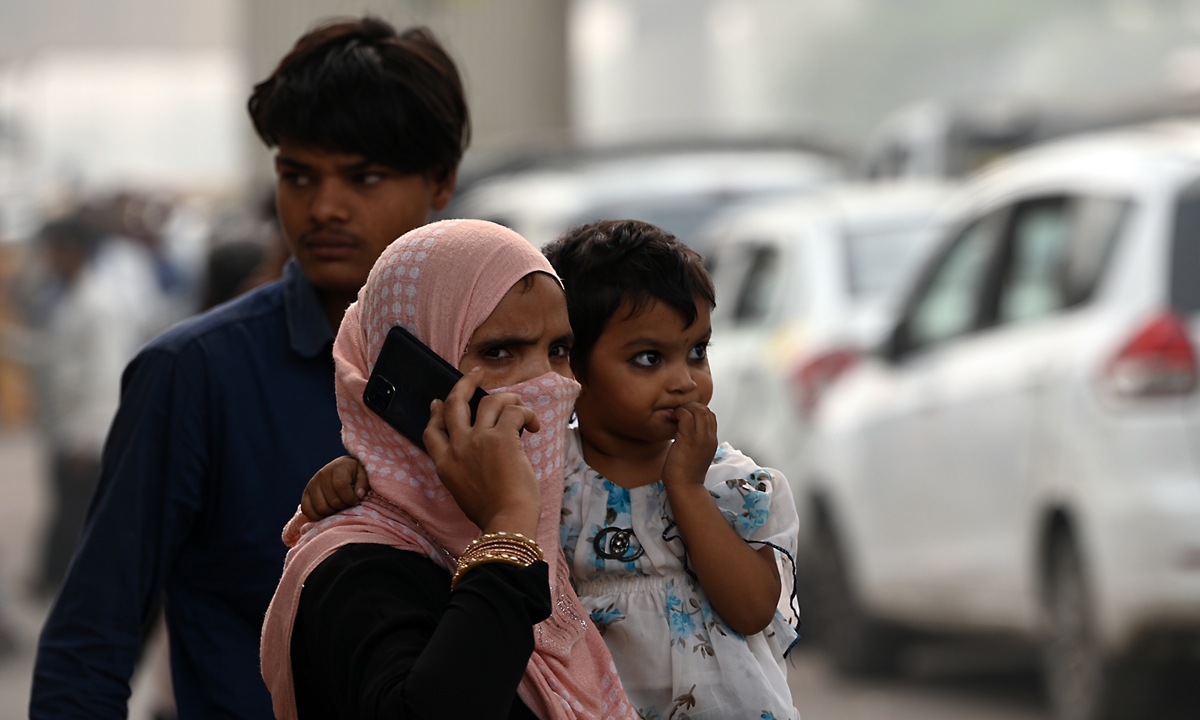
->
[561,429,800,720]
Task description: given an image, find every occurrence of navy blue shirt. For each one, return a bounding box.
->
[32,260,346,720]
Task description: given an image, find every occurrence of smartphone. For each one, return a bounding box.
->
[362,325,488,453]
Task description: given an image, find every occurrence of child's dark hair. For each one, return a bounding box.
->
[248,17,469,182]
[544,220,715,378]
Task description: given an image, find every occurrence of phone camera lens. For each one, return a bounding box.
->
[364,376,395,410]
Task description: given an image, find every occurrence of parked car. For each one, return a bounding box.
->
[704,182,948,502]
[807,121,1200,720]
[445,146,841,252]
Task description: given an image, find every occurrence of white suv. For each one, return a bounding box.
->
[705,182,946,495]
[807,122,1200,720]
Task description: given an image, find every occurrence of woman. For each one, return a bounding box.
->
[260,219,635,719]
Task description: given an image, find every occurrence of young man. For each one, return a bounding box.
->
[31,18,469,720]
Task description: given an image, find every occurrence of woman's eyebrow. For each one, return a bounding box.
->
[472,334,540,350]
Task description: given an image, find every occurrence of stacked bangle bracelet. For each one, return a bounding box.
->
[450,531,544,589]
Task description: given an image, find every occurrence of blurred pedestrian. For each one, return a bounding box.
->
[200,188,286,311]
[238,189,291,293]
[33,217,144,594]
[30,17,467,720]
[87,193,191,339]
[202,241,264,311]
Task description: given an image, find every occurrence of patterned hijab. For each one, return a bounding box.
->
[260,219,634,720]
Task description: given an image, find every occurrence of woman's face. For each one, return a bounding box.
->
[457,273,574,390]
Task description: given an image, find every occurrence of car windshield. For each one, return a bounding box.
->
[844,221,936,300]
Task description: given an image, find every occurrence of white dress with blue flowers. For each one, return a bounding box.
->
[560,429,800,720]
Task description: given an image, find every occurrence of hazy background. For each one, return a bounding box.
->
[5,0,1200,231]
[3,1,1200,718]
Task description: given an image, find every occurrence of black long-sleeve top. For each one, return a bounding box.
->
[291,543,552,719]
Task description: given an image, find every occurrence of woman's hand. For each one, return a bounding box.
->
[301,455,369,522]
[423,368,543,538]
[661,402,718,490]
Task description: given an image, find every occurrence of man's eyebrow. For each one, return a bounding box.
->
[340,159,382,173]
[275,156,311,170]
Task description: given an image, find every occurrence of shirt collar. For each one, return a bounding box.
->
[282,258,335,358]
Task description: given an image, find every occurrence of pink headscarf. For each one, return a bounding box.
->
[260,219,633,720]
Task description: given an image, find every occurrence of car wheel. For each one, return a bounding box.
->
[1043,535,1156,720]
[812,511,901,675]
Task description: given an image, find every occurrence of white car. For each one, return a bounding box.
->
[807,122,1200,720]
[446,148,840,252]
[704,182,948,501]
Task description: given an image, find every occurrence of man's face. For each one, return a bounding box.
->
[274,142,456,295]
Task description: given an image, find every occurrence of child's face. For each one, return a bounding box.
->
[575,298,713,444]
[458,272,575,391]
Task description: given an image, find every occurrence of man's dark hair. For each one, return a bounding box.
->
[544,220,716,379]
[248,17,469,181]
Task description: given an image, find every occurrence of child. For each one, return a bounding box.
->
[304,220,800,719]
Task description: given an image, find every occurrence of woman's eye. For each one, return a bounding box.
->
[356,171,386,186]
[631,351,661,368]
[550,344,571,360]
[482,347,513,360]
[688,342,709,361]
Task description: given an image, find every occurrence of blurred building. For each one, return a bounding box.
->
[572,0,1200,152]
[1,0,570,225]
[0,0,243,228]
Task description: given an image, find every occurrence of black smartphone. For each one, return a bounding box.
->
[362,325,488,453]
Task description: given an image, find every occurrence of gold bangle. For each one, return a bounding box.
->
[462,531,543,561]
[461,540,540,565]
[450,532,543,590]
[460,534,543,567]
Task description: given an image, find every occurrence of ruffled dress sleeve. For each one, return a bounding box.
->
[705,444,798,549]
[703,444,801,640]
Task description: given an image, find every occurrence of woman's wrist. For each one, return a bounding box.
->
[451,530,545,589]
[481,506,540,538]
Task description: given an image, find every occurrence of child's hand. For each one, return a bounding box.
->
[661,402,718,489]
[301,455,369,522]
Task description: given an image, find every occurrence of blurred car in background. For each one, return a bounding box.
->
[806,122,1200,720]
[445,144,842,252]
[705,182,948,490]
[860,101,1035,181]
